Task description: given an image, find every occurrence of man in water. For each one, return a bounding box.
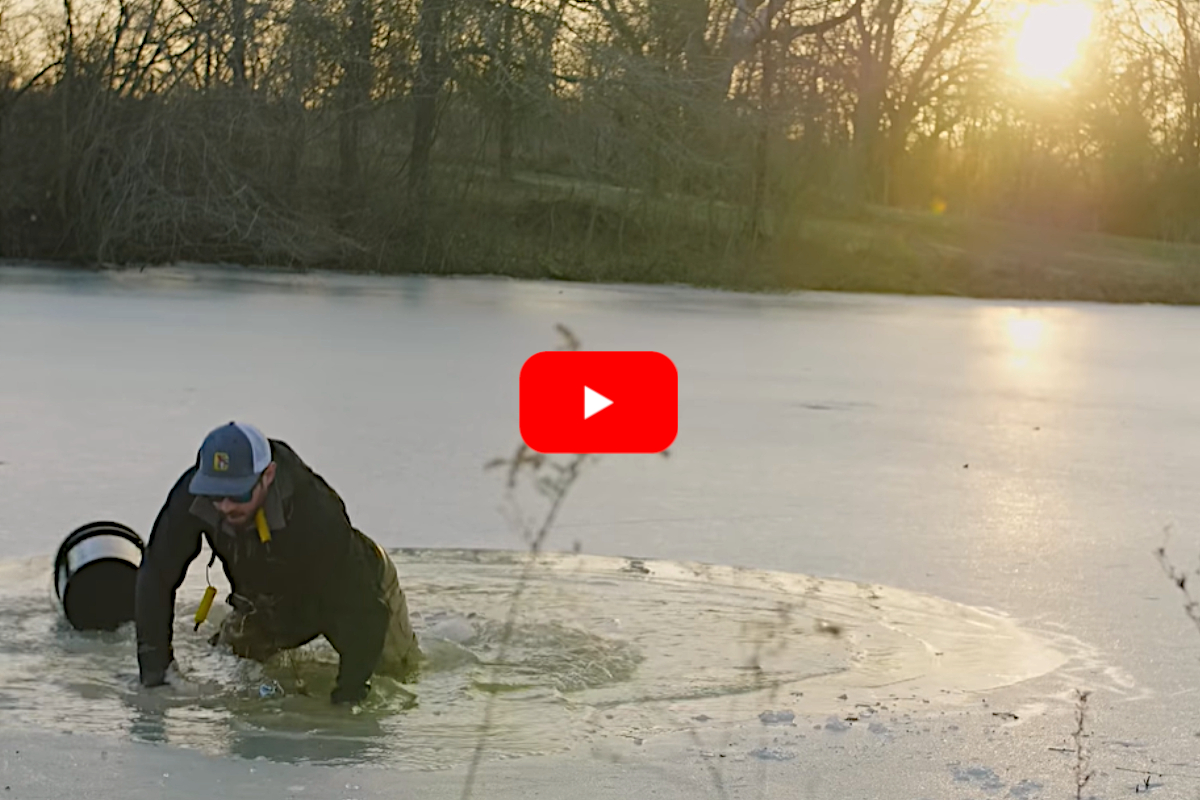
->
[135,421,420,704]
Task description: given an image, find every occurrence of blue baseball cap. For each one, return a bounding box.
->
[189,422,272,497]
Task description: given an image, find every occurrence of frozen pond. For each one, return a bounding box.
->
[3,263,1200,797]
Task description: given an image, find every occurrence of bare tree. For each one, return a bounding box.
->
[334,0,375,197]
[409,0,447,204]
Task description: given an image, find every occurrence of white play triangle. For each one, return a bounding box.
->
[584,386,614,420]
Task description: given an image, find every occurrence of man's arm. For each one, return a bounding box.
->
[135,469,204,687]
[324,587,391,704]
[282,443,393,704]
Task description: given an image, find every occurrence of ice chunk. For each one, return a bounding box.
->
[749,747,796,761]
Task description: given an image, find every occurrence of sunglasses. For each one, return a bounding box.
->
[205,474,263,504]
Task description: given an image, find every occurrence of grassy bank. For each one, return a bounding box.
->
[11,169,1200,304]
[769,206,1200,304]
[350,173,1200,305]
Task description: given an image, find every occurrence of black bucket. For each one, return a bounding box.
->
[54,521,145,631]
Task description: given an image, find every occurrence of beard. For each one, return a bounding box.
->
[221,509,255,532]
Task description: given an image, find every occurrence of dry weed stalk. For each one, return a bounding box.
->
[1072,689,1092,800]
[459,323,598,800]
[1154,524,1200,634]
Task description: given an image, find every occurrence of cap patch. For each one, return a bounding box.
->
[213,452,230,472]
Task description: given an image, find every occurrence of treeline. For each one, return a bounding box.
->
[0,0,1198,279]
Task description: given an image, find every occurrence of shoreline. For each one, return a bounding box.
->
[5,251,1200,310]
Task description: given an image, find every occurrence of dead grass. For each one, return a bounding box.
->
[771,205,1200,303]
[12,152,1200,304]
[354,172,1200,305]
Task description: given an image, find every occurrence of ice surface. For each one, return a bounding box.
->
[4,264,1200,797]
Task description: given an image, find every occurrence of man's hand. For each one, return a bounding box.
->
[141,669,168,688]
[331,680,371,706]
[140,659,181,689]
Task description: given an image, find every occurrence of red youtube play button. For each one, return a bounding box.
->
[520,351,678,454]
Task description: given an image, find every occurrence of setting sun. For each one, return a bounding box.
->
[1014,1,1095,82]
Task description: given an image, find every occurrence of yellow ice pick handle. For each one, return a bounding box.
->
[194,585,217,631]
[255,508,272,543]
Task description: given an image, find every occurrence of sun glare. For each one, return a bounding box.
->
[1014,1,1095,83]
[987,309,1049,372]
[1007,316,1045,353]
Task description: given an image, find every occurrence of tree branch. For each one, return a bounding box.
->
[769,0,864,46]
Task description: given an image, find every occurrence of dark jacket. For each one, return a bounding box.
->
[135,439,392,700]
